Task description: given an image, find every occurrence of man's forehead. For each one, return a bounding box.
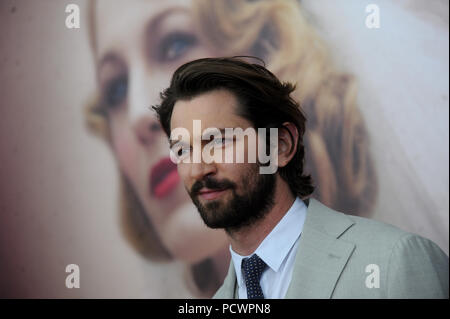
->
[170,90,249,130]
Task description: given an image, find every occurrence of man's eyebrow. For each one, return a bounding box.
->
[202,128,228,138]
[169,128,236,146]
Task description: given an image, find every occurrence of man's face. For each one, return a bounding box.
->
[170,89,276,231]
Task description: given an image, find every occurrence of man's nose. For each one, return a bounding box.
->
[189,161,217,183]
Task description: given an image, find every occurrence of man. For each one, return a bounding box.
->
[153,57,449,298]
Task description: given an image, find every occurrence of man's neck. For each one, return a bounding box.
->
[228,176,296,256]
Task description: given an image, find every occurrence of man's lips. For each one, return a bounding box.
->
[150,157,179,199]
[197,187,229,201]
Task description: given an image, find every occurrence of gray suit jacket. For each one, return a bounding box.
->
[213,199,449,298]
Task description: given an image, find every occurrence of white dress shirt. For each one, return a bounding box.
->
[230,197,307,299]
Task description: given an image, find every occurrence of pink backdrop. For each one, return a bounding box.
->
[0,0,448,298]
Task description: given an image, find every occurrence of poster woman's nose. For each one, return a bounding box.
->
[132,112,163,146]
[128,66,163,146]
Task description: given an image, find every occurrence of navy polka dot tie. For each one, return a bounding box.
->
[241,254,267,299]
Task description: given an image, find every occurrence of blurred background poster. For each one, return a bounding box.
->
[0,0,448,298]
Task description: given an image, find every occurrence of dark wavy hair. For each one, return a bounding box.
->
[153,57,314,199]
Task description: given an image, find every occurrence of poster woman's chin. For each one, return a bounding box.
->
[157,201,229,264]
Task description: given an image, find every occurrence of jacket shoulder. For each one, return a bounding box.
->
[320,205,449,298]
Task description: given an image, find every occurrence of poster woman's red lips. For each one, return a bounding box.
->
[150,157,180,199]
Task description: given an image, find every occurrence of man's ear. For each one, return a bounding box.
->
[278,122,298,168]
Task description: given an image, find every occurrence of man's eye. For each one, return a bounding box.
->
[104,75,127,108]
[213,138,232,146]
[159,32,197,62]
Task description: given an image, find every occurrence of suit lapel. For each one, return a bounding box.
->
[285,199,356,298]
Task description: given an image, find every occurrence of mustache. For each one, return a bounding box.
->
[190,176,236,196]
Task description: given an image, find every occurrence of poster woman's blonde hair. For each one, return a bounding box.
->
[85,0,377,295]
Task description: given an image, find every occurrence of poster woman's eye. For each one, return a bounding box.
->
[104,75,128,108]
[159,32,197,62]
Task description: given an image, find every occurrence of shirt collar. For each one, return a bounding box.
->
[230,197,307,287]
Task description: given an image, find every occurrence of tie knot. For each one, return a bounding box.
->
[242,254,267,278]
[241,254,267,300]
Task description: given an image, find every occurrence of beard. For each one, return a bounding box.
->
[187,163,276,233]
